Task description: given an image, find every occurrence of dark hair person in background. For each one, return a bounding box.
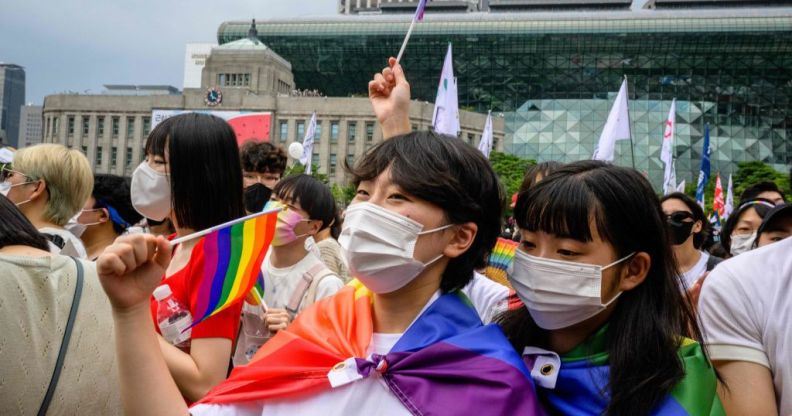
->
[660,192,722,289]
[73,174,143,260]
[720,198,775,257]
[240,141,287,213]
[500,161,721,416]
[519,161,563,194]
[739,181,786,205]
[0,194,121,414]
[129,113,246,402]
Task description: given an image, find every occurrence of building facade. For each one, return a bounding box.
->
[18,104,42,147]
[218,6,792,190]
[42,25,503,183]
[0,64,25,147]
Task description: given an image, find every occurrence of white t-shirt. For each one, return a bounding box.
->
[263,251,344,312]
[699,236,792,415]
[38,227,88,258]
[462,272,511,323]
[680,251,709,288]
[192,333,410,416]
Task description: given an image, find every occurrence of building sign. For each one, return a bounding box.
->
[151,109,272,145]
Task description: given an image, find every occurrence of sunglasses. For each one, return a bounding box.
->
[0,166,35,183]
[666,211,694,224]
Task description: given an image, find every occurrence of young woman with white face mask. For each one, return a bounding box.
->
[499,161,723,416]
[721,198,775,257]
[127,113,247,403]
[96,114,544,413]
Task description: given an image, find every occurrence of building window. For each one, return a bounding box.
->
[96,147,103,165]
[467,133,474,144]
[296,121,305,141]
[111,146,118,168]
[82,117,89,135]
[54,117,60,136]
[81,145,87,155]
[279,121,288,142]
[98,116,105,137]
[126,148,133,167]
[217,73,251,87]
[314,123,322,142]
[143,117,151,135]
[126,117,135,138]
[330,121,339,144]
[365,122,374,142]
[347,121,357,143]
[68,116,75,136]
[329,154,337,175]
[112,117,119,138]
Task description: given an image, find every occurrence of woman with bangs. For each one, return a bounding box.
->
[95,60,544,415]
[500,161,723,415]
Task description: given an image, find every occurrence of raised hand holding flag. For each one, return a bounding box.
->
[396,0,428,63]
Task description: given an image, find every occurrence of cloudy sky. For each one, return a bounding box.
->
[0,0,336,104]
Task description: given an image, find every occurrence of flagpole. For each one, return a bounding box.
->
[396,18,417,63]
[625,75,636,170]
[169,207,282,246]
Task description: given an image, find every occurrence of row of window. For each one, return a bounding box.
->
[75,144,135,171]
[275,120,376,144]
[54,115,151,140]
[218,73,251,87]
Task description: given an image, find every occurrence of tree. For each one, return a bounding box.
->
[733,161,790,200]
[488,151,535,213]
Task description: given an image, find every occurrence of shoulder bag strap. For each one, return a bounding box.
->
[37,257,84,416]
[284,263,327,318]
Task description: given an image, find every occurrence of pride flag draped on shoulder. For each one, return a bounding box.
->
[189,210,277,327]
[197,281,545,415]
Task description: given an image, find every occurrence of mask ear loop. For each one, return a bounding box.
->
[602,252,637,271]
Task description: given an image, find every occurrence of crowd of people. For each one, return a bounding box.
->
[0,57,790,416]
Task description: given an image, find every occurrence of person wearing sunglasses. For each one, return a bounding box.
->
[1,144,93,258]
[72,174,143,260]
[660,192,722,289]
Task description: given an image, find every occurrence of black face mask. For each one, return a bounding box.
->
[667,221,695,245]
[244,183,273,214]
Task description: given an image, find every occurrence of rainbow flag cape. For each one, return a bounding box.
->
[190,211,277,327]
[524,325,724,415]
[483,237,518,288]
[197,281,546,415]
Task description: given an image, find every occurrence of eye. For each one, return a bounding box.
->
[557,249,581,257]
[388,193,410,201]
[520,240,535,251]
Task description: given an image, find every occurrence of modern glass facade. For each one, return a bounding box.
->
[218,11,792,189]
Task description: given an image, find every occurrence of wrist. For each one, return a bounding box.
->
[112,302,152,322]
[380,117,411,139]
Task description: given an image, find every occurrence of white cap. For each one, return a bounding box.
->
[153,284,172,301]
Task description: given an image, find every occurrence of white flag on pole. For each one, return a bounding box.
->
[676,179,686,193]
[300,112,317,174]
[478,111,493,158]
[432,44,460,137]
[661,99,677,194]
[724,174,734,219]
[593,78,631,162]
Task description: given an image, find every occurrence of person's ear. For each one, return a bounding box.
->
[98,208,111,224]
[307,220,322,236]
[29,179,48,201]
[442,222,477,259]
[692,220,703,234]
[618,252,651,292]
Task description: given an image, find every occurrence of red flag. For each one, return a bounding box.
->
[712,174,724,218]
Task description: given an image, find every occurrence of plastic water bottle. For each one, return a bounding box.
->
[153,284,192,348]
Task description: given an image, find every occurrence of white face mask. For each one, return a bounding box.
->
[730,231,757,256]
[65,209,103,238]
[338,202,452,294]
[130,162,171,221]
[508,251,635,330]
[0,179,36,206]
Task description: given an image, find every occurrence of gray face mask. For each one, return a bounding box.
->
[730,231,757,256]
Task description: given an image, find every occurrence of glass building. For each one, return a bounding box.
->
[218,8,792,189]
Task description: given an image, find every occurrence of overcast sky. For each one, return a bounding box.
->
[0,0,336,104]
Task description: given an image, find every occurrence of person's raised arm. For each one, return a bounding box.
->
[369,57,411,139]
[97,234,189,416]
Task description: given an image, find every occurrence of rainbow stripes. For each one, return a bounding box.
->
[484,237,519,287]
[192,211,277,327]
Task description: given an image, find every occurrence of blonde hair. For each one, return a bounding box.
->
[13,144,93,226]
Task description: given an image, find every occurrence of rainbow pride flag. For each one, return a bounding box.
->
[524,325,724,415]
[196,281,546,415]
[483,237,519,288]
[190,211,277,327]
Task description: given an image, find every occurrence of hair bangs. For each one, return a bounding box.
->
[144,118,172,157]
[515,174,606,243]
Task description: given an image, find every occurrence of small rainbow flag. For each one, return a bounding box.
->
[190,211,277,327]
[483,237,519,288]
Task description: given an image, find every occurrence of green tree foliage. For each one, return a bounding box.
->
[488,151,535,210]
[683,161,789,215]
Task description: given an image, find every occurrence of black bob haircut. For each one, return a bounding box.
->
[91,174,143,235]
[720,197,775,254]
[500,160,706,416]
[346,130,504,293]
[273,174,335,231]
[239,141,287,175]
[660,192,709,249]
[145,113,245,230]
[0,194,50,251]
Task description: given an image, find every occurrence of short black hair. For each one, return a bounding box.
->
[273,174,335,231]
[347,130,503,293]
[239,141,287,175]
[740,181,786,203]
[91,174,143,235]
[519,161,562,194]
[145,113,245,230]
[0,194,50,251]
[660,192,709,249]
